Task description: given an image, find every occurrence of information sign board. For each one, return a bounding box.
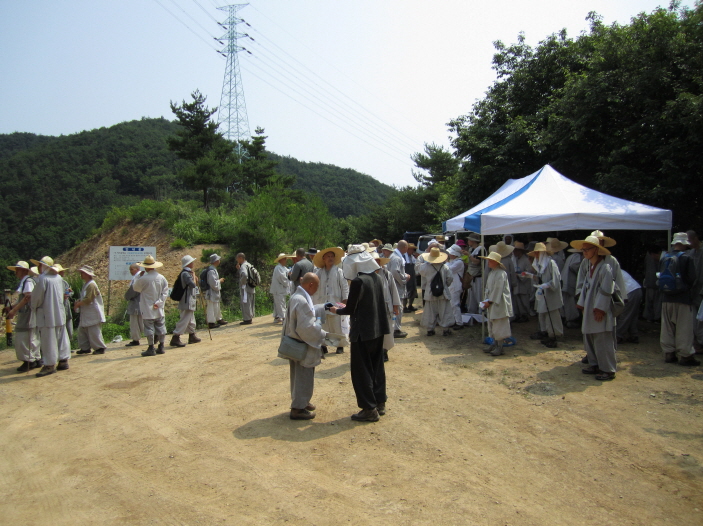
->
[108,246,157,281]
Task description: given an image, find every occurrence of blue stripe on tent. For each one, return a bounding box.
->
[442,221,447,232]
[463,165,546,233]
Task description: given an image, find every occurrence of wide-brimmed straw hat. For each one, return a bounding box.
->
[7,261,30,271]
[425,247,448,264]
[137,254,163,269]
[273,253,292,264]
[78,265,96,277]
[29,266,39,276]
[513,241,526,251]
[343,245,380,280]
[490,241,515,258]
[370,239,383,247]
[54,264,68,272]
[371,251,391,266]
[570,235,611,255]
[408,243,417,250]
[380,243,394,252]
[313,247,345,268]
[671,232,691,247]
[479,251,506,270]
[30,256,54,268]
[590,230,616,248]
[528,242,550,258]
[181,255,196,269]
[546,237,569,252]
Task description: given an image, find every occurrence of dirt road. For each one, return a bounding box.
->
[1,313,701,525]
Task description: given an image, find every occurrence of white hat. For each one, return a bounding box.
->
[342,245,380,280]
[78,265,96,277]
[209,253,221,264]
[447,244,463,257]
[181,255,196,269]
[672,232,691,247]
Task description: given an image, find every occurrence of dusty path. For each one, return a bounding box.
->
[0,312,701,525]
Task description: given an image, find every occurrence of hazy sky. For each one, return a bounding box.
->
[0,1,691,187]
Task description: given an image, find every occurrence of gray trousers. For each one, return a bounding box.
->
[14,328,41,362]
[394,308,403,331]
[143,317,166,345]
[272,293,287,321]
[77,324,106,351]
[616,288,642,339]
[660,302,695,357]
[513,293,530,319]
[644,288,661,321]
[241,294,255,322]
[40,326,70,366]
[584,330,617,373]
[206,300,222,323]
[563,292,580,322]
[289,360,315,409]
[539,310,563,337]
[129,313,144,342]
[173,310,196,335]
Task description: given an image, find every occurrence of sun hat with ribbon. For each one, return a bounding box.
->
[546,237,569,252]
[590,230,616,248]
[425,246,448,264]
[313,247,345,268]
[30,256,54,268]
[137,254,163,269]
[479,251,506,270]
[273,253,292,264]
[570,235,611,256]
[54,264,68,272]
[78,265,96,277]
[7,261,30,272]
[490,241,515,258]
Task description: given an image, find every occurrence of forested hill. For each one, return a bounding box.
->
[0,117,394,272]
[270,153,394,217]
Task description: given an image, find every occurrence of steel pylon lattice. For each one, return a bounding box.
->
[217,4,250,146]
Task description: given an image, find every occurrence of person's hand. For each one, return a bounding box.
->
[220,278,225,283]
[6,309,16,320]
[405,274,410,281]
[153,303,159,310]
[393,306,400,316]
[593,308,605,322]
[576,304,584,311]
[235,264,240,270]
[329,307,337,314]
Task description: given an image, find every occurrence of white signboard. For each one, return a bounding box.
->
[109,246,157,281]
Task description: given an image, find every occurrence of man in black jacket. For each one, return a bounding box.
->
[331,246,391,422]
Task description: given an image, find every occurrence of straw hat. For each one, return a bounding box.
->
[137,254,163,269]
[590,230,616,248]
[546,237,569,252]
[7,261,30,271]
[54,264,68,272]
[671,232,691,247]
[313,247,345,268]
[371,251,391,266]
[29,266,39,276]
[513,241,526,251]
[408,243,417,251]
[570,235,611,256]
[78,265,96,277]
[492,241,515,258]
[370,239,383,247]
[527,242,550,258]
[181,255,196,268]
[436,235,446,242]
[30,256,54,268]
[567,248,583,253]
[380,244,394,253]
[425,247,448,264]
[479,251,506,270]
[273,253,292,264]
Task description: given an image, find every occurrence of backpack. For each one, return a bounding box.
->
[658,252,686,294]
[199,267,212,293]
[170,270,188,301]
[246,264,261,288]
[430,267,445,297]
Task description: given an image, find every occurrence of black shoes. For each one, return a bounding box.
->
[530,331,548,340]
[217,319,228,325]
[290,408,316,420]
[76,349,91,355]
[142,345,156,357]
[125,340,140,347]
[92,348,105,355]
[393,330,407,339]
[239,320,252,325]
[156,343,165,355]
[188,333,202,344]
[170,335,186,347]
[351,408,380,422]
[679,355,701,366]
[336,347,344,354]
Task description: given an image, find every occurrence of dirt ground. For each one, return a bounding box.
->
[0,311,702,525]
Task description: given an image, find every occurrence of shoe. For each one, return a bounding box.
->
[188,333,201,344]
[170,335,186,348]
[393,330,407,339]
[451,324,464,330]
[626,336,639,344]
[305,403,316,411]
[427,330,435,336]
[595,372,616,381]
[530,331,548,340]
[156,343,165,355]
[57,359,69,371]
[351,408,380,422]
[383,349,389,362]
[581,355,589,364]
[483,344,495,354]
[403,307,412,314]
[442,329,452,336]
[142,345,156,357]
[76,349,91,355]
[208,323,218,329]
[36,365,56,377]
[336,347,344,354]
[679,356,701,366]
[408,306,418,312]
[125,340,140,347]
[321,345,329,355]
[16,361,30,372]
[565,321,580,329]
[290,408,316,420]
[377,403,386,416]
[541,338,558,349]
[490,345,505,356]
[217,319,228,326]
[92,348,105,355]
[503,337,517,347]
[664,352,678,364]
[239,320,252,325]
[582,365,600,374]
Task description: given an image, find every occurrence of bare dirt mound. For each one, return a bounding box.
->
[0,312,701,525]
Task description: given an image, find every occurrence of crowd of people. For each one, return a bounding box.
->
[4,229,702,420]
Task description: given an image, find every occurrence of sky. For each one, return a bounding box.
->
[0,0,693,188]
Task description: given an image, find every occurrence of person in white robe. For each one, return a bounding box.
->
[512,241,532,323]
[375,255,401,361]
[236,253,256,325]
[171,255,202,347]
[74,265,107,355]
[527,242,563,348]
[575,230,626,299]
[270,253,293,324]
[30,256,70,377]
[479,252,514,356]
[418,247,455,336]
[562,248,583,328]
[313,247,349,354]
[381,242,410,338]
[488,242,516,321]
[133,255,169,357]
[124,263,144,346]
[205,253,227,328]
[446,244,466,329]
[6,261,41,372]
[404,244,419,312]
[466,233,486,314]
[572,235,617,381]
[415,239,439,304]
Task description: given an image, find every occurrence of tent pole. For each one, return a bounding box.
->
[667,229,671,249]
[481,233,485,342]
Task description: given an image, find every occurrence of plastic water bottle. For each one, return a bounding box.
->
[315,317,321,327]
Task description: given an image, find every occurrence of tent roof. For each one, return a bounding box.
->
[443,165,672,235]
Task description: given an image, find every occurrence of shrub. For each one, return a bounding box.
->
[171,238,189,249]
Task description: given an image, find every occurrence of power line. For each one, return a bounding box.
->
[152,0,220,52]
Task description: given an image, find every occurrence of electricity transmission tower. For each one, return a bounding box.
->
[217,4,250,148]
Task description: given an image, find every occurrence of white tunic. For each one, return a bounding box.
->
[269,264,291,295]
[133,270,169,320]
[484,268,513,320]
[578,260,616,333]
[78,280,106,327]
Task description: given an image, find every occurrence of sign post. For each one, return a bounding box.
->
[107,246,157,316]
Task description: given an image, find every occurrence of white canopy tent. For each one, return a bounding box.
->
[443,164,672,235]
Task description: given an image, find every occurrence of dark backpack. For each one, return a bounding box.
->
[246,265,261,288]
[170,270,188,301]
[430,267,444,297]
[199,267,212,292]
[658,252,686,294]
